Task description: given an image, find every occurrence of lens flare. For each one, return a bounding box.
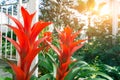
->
[100,5,110,16]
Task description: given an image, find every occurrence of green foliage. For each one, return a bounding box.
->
[38,73,55,80]
[37,23,117,80]
[65,61,113,80]
[30,75,38,80]
[76,15,120,66]
[0,77,12,80]
[1,63,15,80]
[97,64,120,80]
[38,50,114,80]
[3,66,13,75]
[2,31,16,55]
[38,49,57,79]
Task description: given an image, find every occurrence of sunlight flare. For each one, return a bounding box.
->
[99,4,110,16]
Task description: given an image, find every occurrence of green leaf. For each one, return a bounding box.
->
[38,73,55,80]
[45,53,57,77]
[65,61,94,80]
[4,77,12,80]
[52,62,57,78]
[65,67,80,80]
[90,72,113,80]
[69,60,89,69]
[0,77,12,80]
[30,75,38,80]
[39,54,53,72]
[46,53,56,64]
[87,78,106,80]
[0,77,4,80]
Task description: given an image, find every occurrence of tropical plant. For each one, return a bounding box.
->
[3,6,51,80]
[1,2,116,80]
[47,26,85,80]
[65,60,113,80]
[97,64,120,80]
[38,50,56,80]
[37,50,113,80]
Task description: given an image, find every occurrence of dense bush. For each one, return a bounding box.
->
[75,15,120,66]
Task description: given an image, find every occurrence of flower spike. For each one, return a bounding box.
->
[5,6,52,80]
[48,26,85,80]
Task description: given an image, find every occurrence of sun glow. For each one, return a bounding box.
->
[99,4,110,16]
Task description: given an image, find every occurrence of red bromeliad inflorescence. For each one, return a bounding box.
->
[42,32,52,52]
[47,26,85,80]
[5,7,51,80]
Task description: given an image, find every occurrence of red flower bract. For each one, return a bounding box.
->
[5,6,51,80]
[47,26,85,80]
[42,32,52,52]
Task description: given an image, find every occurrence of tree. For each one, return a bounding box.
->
[74,0,95,13]
[39,0,83,29]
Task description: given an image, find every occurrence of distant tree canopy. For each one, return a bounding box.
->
[39,0,106,29]
[39,0,83,29]
[74,0,95,13]
[76,0,107,15]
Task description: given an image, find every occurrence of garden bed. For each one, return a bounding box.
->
[0,59,12,78]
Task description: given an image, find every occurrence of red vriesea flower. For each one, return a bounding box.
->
[4,6,51,80]
[42,32,52,52]
[47,26,85,80]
